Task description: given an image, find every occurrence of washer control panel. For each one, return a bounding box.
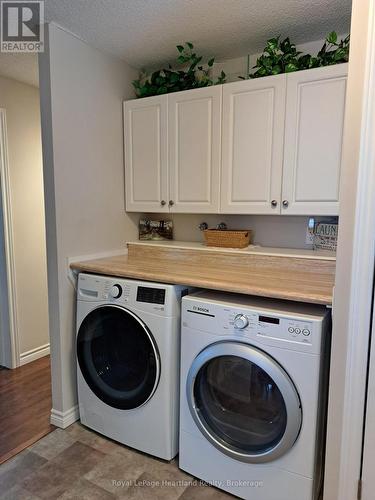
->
[109,284,122,299]
[103,281,131,302]
[78,273,185,318]
[233,314,249,329]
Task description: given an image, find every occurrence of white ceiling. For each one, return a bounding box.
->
[44,0,352,68]
[0,0,352,86]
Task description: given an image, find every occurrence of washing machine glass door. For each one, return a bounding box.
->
[187,341,302,463]
[77,305,160,410]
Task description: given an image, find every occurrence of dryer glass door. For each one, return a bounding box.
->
[77,305,160,410]
[187,342,302,463]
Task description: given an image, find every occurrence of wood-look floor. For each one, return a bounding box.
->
[0,356,54,464]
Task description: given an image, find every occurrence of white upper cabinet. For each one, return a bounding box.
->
[124,95,169,212]
[168,86,222,213]
[123,64,347,216]
[220,75,287,214]
[281,64,348,215]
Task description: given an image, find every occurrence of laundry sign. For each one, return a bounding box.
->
[314,222,338,251]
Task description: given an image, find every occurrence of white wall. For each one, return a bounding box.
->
[39,23,139,423]
[144,213,326,249]
[166,214,337,249]
[0,76,49,362]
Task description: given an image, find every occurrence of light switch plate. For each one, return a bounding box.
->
[305,217,315,245]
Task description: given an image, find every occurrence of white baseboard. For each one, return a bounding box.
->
[20,343,50,366]
[50,405,79,429]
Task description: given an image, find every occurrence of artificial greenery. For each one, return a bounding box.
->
[133,42,226,98]
[248,32,350,79]
[314,31,350,65]
[132,33,349,96]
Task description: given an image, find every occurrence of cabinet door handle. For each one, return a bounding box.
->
[282,200,289,208]
[271,200,278,208]
[161,200,166,206]
[169,200,174,207]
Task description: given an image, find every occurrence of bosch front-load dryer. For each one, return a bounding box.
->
[76,272,188,460]
[179,291,331,500]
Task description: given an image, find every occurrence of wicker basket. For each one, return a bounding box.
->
[203,229,252,249]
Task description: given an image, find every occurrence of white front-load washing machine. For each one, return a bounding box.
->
[76,272,189,460]
[179,291,331,500]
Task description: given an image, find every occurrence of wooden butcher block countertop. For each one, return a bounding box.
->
[70,241,336,305]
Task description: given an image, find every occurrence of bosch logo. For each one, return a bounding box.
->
[193,306,209,313]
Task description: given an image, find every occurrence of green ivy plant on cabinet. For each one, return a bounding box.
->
[124,63,348,216]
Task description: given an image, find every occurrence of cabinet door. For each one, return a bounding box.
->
[282,64,348,215]
[221,75,286,214]
[124,96,169,212]
[168,86,221,213]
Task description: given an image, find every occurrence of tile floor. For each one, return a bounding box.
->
[0,422,232,499]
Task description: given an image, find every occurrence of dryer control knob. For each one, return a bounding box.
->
[109,284,122,299]
[234,314,249,329]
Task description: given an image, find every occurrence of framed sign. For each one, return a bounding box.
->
[139,219,173,241]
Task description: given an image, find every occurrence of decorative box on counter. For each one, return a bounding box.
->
[203,229,252,249]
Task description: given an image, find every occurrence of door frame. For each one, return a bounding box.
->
[0,109,20,369]
[323,1,375,498]
[362,294,375,499]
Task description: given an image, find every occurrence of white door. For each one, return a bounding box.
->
[220,75,286,214]
[168,86,221,213]
[124,96,169,212]
[281,64,348,215]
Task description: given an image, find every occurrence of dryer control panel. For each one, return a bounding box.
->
[183,292,330,355]
[227,310,312,345]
